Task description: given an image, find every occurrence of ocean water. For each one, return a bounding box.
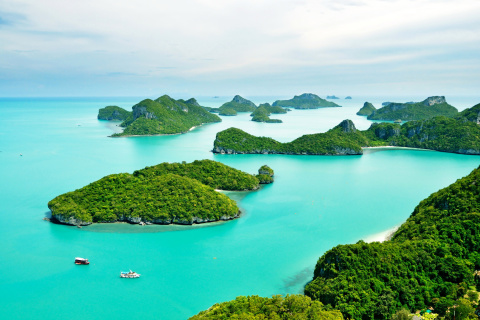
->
[1,95,479,319]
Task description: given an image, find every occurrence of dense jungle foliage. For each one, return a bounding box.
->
[219,107,237,116]
[456,103,480,123]
[356,102,376,116]
[133,159,261,191]
[106,95,220,136]
[367,97,458,121]
[189,295,344,320]
[272,93,341,109]
[215,112,480,155]
[218,95,257,114]
[97,105,132,121]
[258,103,288,114]
[48,173,239,225]
[305,165,480,319]
[213,120,373,155]
[250,105,283,123]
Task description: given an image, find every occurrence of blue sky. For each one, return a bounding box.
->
[0,0,479,97]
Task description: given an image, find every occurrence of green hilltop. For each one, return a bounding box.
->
[272,93,341,109]
[48,160,272,226]
[213,104,480,155]
[250,104,283,123]
[98,95,221,136]
[367,96,458,121]
[305,164,480,319]
[218,95,257,114]
[356,102,376,116]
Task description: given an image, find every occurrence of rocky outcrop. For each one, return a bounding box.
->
[422,96,446,106]
[336,119,357,133]
[213,146,361,155]
[132,105,157,120]
[51,214,92,226]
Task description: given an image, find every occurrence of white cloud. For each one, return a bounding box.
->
[0,0,479,96]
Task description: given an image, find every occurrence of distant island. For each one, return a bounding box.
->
[368,96,458,121]
[250,104,283,123]
[272,93,341,109]
[345,96,352,99]
[48,160,274,226]
[215,95,257,115]
[326,95,340,99]
[98,95,221,136]
[356,102,376,116]
[213,103,480,155]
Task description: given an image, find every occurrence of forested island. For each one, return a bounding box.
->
[250,104,283,123]
[48,160,273,226]
[304,164,480,319]
[213,95,257,116]
[98,95,221,136]
[356,102,376,116]
[213,102,480,155]
[189,295,343,320]
[272,93,341,109]
[192,163,480,319]
[366,96,458,121]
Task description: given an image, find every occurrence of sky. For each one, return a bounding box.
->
[0,0,479,97]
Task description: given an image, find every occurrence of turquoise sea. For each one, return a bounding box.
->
[1,95,479,319]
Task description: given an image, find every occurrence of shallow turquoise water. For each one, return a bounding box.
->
[1,96,479,319]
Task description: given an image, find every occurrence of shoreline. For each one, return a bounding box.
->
[364,225,400,243]
[362,146,432,151]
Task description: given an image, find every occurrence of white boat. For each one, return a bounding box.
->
[120,270,140,278]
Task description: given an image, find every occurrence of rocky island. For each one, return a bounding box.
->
[272,93,341,109]
[356,102,376,116]
[213,120,369,155]
[48,160,273,226]
[216,95,257,115]
[98,95,221,136]
[304,164,480,319]
[250,104,283,123]
[213,103,480,155]
[367,96,458,121]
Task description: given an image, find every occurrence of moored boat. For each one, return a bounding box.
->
[75,257,90,265]
[120,270,140,278]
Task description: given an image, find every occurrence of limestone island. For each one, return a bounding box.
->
[213,103,480,155]
[250,104,283,123]
[213,95,257,116]
[48,160,274,226]
[326,95,340,99]
[345,96,352,99]
[368,96,458,121]
[356,102,377,116]
[98,95,221,136]
[272,93,341,109]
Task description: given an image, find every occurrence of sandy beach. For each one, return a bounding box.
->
[364,225,400,243]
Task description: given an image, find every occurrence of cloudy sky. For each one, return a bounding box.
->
[0,0,479,97]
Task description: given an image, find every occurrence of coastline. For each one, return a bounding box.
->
[362,146,432,152]
[364,225,400,243]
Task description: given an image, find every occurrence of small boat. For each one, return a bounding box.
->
[120,270,140,278]
[75,257,90,265]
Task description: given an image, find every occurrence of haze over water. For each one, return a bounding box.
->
[1,95,479,319]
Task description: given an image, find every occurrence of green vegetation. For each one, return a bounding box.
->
[368,96,458,121]
[366,117,480,154]
[48,160,271,226]
[48,173,239,225]
[356,102,376,116]
[251,105,283,123]
[272,93,341,109]
[256,165,274,184]
[189,294,344,320]
[133,159,260,191]
[213,120,373,155]
[99,95,221,136]
[456,103,480,123]
[214,115,480,155]
[219,107,237,116]
[305,165,480,319]
[97,106,132,121]
[218,95,257,114]
[259,103,288,114]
